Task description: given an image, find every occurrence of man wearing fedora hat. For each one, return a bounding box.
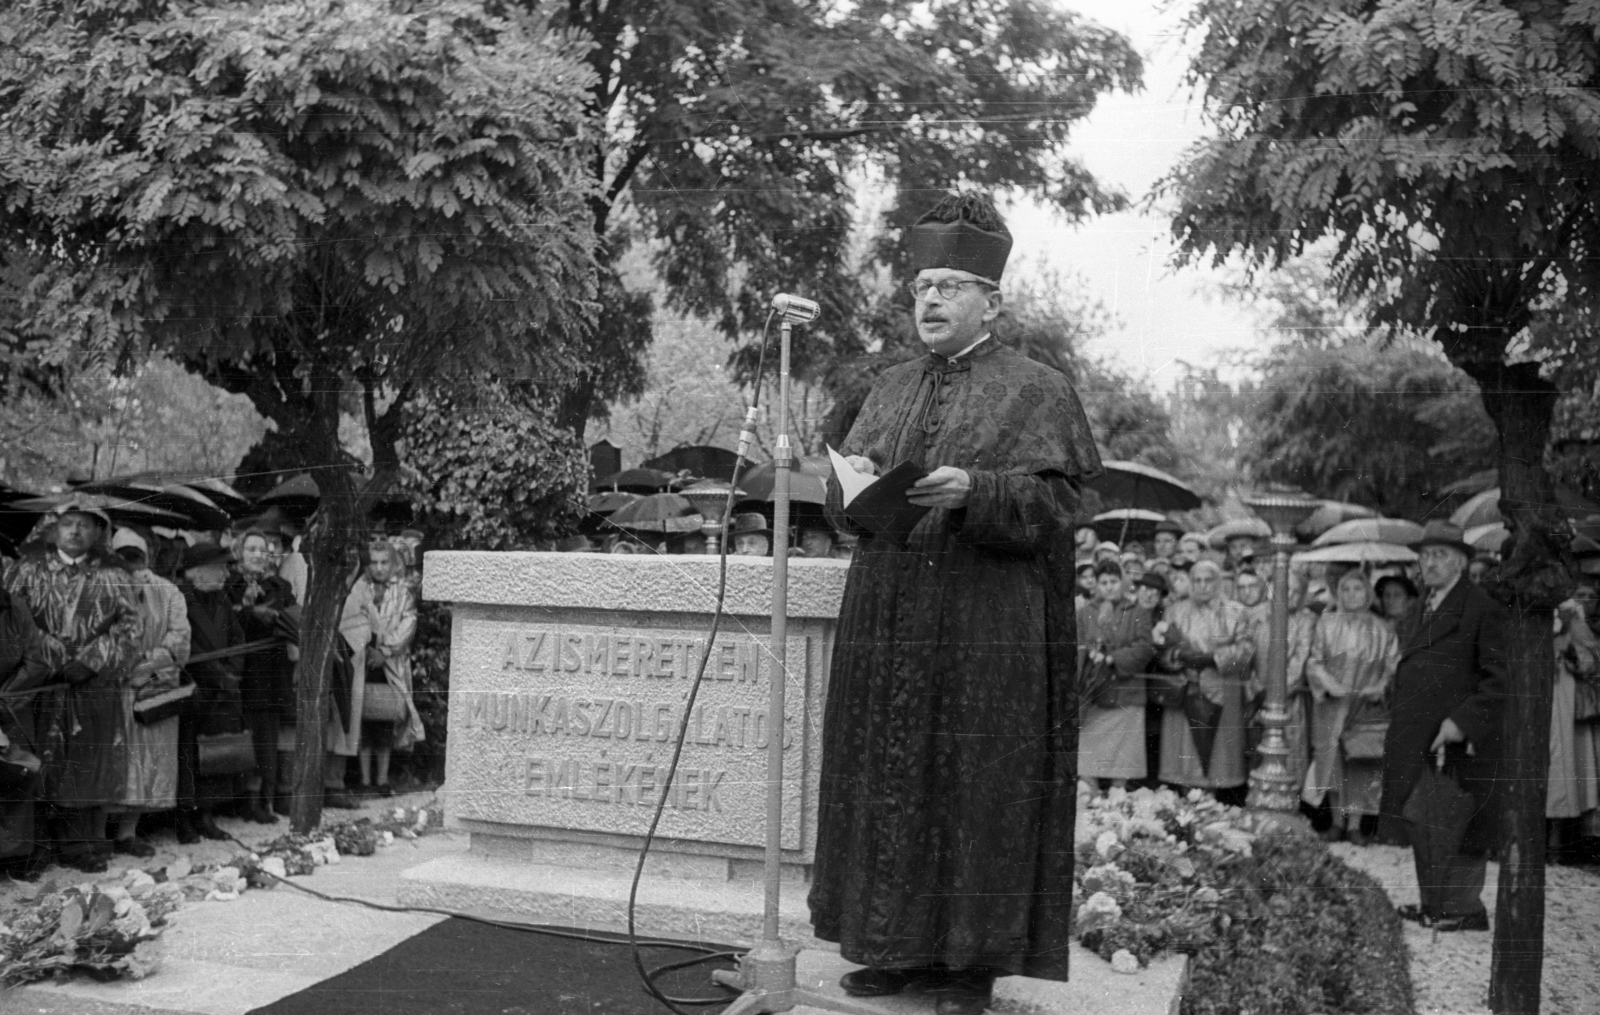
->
[1380,520,1507,931]
[176,542,245,843]
[3,499,139,871]
[729,512,772,557]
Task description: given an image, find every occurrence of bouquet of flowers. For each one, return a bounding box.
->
[1072,787,1265,969]
[0,883,179,987]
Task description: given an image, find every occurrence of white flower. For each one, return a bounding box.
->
[1111,949,1141,974]
[1193,887,1220,906]
[1075,891,1123,933]
[1094,830,1122,859]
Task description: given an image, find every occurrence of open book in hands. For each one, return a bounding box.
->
[827,446,931,544]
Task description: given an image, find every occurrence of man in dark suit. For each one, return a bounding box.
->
[1380,521,1507,931]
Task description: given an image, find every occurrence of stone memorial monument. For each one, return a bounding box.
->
[399,551,847,944]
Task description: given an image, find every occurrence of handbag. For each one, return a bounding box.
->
[1147,672,1189,710]
[197,730,255,776]
[1081,655,1120,710]
[361,681,409,723]
[133,683,195,725]
[1341,699,1390,760]
[1575,678,1600,723]
[0,743,41,795]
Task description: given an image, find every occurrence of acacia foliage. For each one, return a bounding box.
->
[550,0,1143,422]
[1,0,598,387]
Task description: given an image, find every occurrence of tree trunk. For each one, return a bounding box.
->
[1470,360,1568,1015]
[288,375,365,833]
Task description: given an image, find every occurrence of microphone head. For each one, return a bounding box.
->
[771,293,820,324]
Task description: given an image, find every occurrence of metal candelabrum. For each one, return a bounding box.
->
[1244,490,1320,815]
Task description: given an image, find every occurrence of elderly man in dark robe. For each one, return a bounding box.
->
[808,193,1101,1015]
[3,500,138,872]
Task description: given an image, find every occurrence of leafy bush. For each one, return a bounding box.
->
[1182,832,1412,1015]
[404,600,451,783]
[1073,788,1411,1015]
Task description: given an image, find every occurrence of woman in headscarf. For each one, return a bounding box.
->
[1303,569,1400,843]
[1077,561,1155,794]
[1155,559,1256,803]
[1548,596,1600,859]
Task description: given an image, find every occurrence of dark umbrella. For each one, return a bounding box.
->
[593,467,678,495]
[734,457,831,507]
[1092,508,1167,544]
[1401,760,1481,901]
[605,492,703,534]
[258,473,321,520]
[0,483,42,556]
[73,478,233,531]
[125,472,254,519]
[12,493,190,528]
[640,446,742,483]
[1081,461,1202,513]
[587,491,643,515]
[1184,692,1224,777]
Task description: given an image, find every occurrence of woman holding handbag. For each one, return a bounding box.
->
[1077,561,1156,794]
[353,541,423,796]
[1547,597,1600,860]
[1303,570,1400,843]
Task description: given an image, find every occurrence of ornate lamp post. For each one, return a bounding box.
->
[680,480,745,555]
[1244,488,1320,814]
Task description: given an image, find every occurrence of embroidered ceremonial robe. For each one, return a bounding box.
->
[3,551,138,807]
[808,339,1101,981]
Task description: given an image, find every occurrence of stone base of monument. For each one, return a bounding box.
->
[397,847,1188,1015]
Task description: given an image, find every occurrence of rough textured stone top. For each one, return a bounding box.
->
[423,552,848,619]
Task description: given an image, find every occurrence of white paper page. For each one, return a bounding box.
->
[826,445,878,507]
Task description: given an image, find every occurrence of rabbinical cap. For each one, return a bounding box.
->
[906,193,1013,282]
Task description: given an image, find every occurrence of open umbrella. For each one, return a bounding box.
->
[1081,461,1202,513]
[640,446,741,484]
[12,492,191,529]
[1311,517,1425,548]
[587,491,642,515]
[604,492,703,534]
[124,472,254,519]
[71,478,233,531]
[1296,500,1379,538]
[1293,542,1419,565]
[734,457,831,507]
[1205,517,1271,549]
[593,467,679,495]
[1465,522,1510,554]
[1092,508,1167,544]
[258,473,321,520]
[1450,485,1600,529]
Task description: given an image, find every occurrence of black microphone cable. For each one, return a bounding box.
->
[624,306,779,1014]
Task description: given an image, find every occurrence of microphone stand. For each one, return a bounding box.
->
[711,315,890,1015]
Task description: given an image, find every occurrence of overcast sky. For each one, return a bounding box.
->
[1004,0,1266,389]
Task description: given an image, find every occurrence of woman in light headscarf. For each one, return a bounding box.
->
[1548,597,1600,858]
[1303,569,1400,843]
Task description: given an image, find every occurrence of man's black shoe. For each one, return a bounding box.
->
[63,853,109,874]
[1432,910,1490,932]
[1395,903,1428,924]
[196,813,229,841]
[114,837,156,858]
[934,968,995,1015]
[839,967,939,997]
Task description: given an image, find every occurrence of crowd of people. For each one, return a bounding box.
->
[561,511,859,559]
[0,497,426,876]
[1071,516,1600,877]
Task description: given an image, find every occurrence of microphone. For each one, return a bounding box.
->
[771,293,820,324]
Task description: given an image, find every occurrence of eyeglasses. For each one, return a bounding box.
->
[908,279,995,300]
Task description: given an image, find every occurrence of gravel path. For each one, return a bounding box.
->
[1330,843,1600,1014]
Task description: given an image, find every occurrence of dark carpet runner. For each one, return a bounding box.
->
[247,917,739,1015]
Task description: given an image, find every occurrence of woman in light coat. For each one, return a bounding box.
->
[325,542,423,796]
[1303,570,1399,842]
